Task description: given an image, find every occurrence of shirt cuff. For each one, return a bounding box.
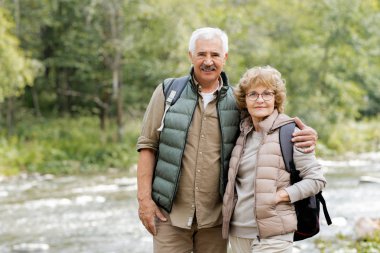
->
[284,185,301,203]
[136,136,158,152]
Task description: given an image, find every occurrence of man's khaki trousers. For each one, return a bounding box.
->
[153,217,227,253]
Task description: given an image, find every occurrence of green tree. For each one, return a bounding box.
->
[0,7,41,133]
[0,7,39,101]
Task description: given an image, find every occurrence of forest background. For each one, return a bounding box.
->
[0,0,379,176]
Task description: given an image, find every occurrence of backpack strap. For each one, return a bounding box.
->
[163,76,189,106]
[279,122,302,184]
[279,122,332,226]
[279,122,296,175]
[317,192,332,225]
[157,76,189,131]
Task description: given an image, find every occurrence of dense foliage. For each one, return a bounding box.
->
[0,8,41,102]
[0,116,140,175]
[0,0,379,174]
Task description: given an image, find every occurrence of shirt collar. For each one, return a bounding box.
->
[191,74,223,95]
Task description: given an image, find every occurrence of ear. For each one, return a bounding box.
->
[188,51,193,62]
[223,52,228,64]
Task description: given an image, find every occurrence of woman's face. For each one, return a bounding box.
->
[245,85,275,122]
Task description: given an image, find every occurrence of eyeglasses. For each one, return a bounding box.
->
[246,91,274,101]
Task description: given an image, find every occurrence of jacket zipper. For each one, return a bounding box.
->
[253,131,266,240]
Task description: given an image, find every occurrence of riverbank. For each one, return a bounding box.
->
[298,152,380,252]
[1,153,380,252]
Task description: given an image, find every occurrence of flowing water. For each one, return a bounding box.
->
[1,152,380,253]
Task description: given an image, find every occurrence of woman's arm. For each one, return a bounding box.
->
[284,128,327,203]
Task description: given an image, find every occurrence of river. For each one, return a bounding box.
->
[0,152,379,253]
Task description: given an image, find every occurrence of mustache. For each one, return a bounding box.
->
[200,64,216,71]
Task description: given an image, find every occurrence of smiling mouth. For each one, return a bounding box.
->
[200,64,216,72]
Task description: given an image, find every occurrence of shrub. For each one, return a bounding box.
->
[0,116,140,175]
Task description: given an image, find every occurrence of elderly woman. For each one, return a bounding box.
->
[222,66,326,253]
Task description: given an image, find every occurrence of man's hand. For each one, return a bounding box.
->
[138,198,167,236]
[292,117,318,153]
[137,149,166,236]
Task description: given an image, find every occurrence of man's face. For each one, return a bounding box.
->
[188,37,227,88]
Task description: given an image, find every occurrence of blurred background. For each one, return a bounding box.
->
[0,0,379,252]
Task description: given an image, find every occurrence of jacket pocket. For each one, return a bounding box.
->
[276,202,295,214]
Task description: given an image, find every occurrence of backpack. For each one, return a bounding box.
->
[279,122,332,241]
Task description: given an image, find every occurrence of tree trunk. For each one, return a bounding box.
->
[100,0,125,141]
[116,71,124,142]
[31,86,42,117]
[97,85,110,143]
[99,105,106,143]
[6,97,15,136]
[113,69,124,142]
[57,70,70,116]
[100,107,106,131]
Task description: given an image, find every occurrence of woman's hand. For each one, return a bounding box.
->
[276,189,290,203]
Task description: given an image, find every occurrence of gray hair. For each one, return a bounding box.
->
[188,27,228,54]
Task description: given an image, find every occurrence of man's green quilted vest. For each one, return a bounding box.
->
[152,72,240,212]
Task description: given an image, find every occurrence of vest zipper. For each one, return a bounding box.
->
[170,86,199,211]
[216,91,223,195]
